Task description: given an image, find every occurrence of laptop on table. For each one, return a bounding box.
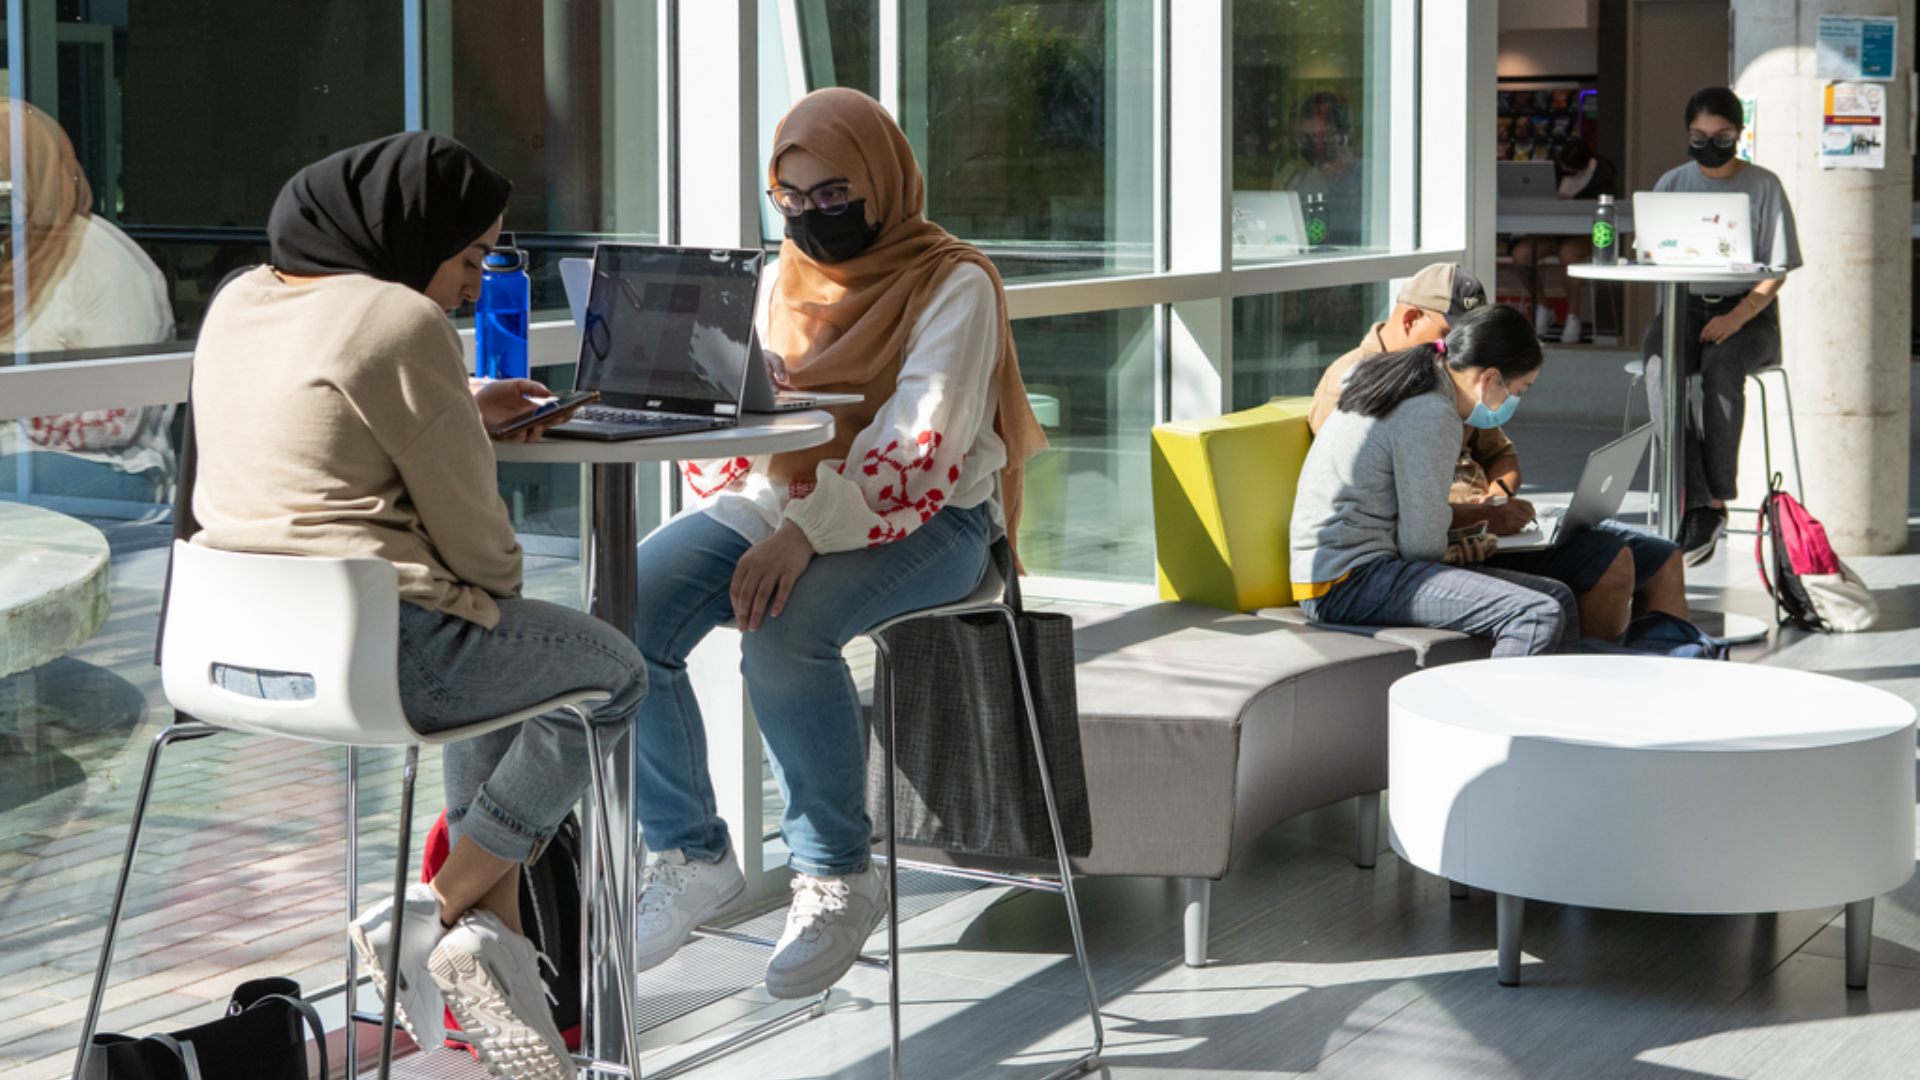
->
[1497,425,1653,554]
[547,244,760,441]
[1631,191,1754,267]
[559,256,861,416]
[1497,161,1557,198]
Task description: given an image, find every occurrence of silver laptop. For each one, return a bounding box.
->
[1631,191,1753,267]
[1497,161,1557,198]
[1498,425,1653,553]
[547,244,760,441]
[1230,190,1308,258]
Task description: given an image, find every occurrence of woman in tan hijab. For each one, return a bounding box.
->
[625,88,1044,998]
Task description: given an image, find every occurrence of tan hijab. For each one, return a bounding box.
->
[0,100,92,338]
[766,88,1047,548]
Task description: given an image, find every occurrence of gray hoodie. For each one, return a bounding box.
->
[1289,378,1462,600]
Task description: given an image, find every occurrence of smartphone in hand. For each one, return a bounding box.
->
[489,390,599,438]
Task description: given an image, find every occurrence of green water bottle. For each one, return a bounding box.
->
[1591,194,1619,266]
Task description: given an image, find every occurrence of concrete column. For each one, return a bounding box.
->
[1732,0,1913,555]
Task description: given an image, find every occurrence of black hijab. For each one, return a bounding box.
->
[267,131,512,293]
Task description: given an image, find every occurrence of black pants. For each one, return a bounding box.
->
[1641,293,1781,507]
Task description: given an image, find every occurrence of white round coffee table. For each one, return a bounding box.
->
[1388,655,1916,989]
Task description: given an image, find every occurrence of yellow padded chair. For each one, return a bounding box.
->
[1151,397,1313,613]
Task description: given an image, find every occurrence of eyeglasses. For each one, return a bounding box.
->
[1687,132,1739,150]
[766,181,853,218]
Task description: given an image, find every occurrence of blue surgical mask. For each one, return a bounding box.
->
[1466,384,1521,429]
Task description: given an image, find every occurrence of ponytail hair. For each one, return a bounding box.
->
[1337,304,1543,420]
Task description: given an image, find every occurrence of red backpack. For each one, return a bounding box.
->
[1754,473,1878,633]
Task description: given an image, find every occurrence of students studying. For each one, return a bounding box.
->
[187,132,645,1080]
[1641,85,1803,566]
[622,88,1049,999]
[1292,304,1577,657]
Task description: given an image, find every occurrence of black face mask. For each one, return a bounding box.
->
[1689,139,1736,169]
[785,200,882,263]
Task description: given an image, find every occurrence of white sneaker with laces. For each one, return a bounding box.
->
[1533,303,1552,336]
[765,865,888,999]
[633,847,746,972]
[1560,314,1584,344]
[429,910,572,1080]
[348,882,448,1049]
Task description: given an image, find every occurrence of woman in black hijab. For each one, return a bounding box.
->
[188,132,645,1080]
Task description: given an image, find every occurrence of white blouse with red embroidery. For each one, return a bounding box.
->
[685,260,1006,554]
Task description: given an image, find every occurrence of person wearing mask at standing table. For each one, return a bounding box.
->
[1642,85,1802,566]
[622,88,1048,1000]
[1292,304,1577,656]
[1510,140,1621,343]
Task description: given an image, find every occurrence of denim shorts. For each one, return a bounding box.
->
[1488,519,1679,594]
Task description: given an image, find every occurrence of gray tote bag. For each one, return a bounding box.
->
[864,540,1093,860]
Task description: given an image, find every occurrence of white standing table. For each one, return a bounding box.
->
[1566,262,1785,539]
[494,411,833,1063]
[1389,656,1916,989]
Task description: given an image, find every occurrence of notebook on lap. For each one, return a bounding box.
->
[547,244,760,441]
[1497,425,1653,554]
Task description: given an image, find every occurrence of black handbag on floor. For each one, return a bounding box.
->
[80,977,326,1080]
[865,539,1093,860]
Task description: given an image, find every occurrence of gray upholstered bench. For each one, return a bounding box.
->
[892,601,1422,967]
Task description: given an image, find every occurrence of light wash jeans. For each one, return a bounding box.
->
[629,502,992,878]
[215,596,646,865]
[1301,555,1577,658]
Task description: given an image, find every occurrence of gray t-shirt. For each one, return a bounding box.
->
[1653,161,1802,291]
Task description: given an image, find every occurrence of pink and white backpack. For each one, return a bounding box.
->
[1755,473,1878,633]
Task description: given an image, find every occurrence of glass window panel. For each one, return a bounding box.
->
[1232,0,1394,262]
[1,2,405,521]
[766,0,1157,283]
[1013,306,1156,582]
[441,0,661,317]
[1230,283,1390,410]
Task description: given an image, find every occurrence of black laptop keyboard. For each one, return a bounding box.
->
[573,406,705,428]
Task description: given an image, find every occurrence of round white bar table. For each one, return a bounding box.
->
[1389,655,1915,990]
[0,502,111,678]
[493,410,832,1061]
[1566,263,1784,539]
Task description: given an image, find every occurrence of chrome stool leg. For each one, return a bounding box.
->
[73,723,221,1080]
[376,746,422,1080]
[578,707,643,1075]
[344,747,361,1079]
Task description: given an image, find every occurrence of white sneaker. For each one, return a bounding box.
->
[1560,314,1584,344]
[429,910,571,1080]
[765,865,888,999]
[1533,304,1552,336]
[633,847,746,972]
[348,882,448,1049]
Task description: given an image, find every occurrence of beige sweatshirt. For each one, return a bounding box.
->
[190,267,522,627]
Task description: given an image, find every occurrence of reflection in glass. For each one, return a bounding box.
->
[1012,307,1156,582]
[1233,0,1391,261]
[1231,283,1389,409]
[1,101,178,514]
[768,0,1156,283]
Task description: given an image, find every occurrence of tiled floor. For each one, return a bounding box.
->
[5,418,1920,1079]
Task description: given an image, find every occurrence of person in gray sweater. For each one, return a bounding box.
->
[1291,304,1576,657]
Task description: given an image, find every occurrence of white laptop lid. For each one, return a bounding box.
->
[1497,161,1557,198]
[560,256,592,334]
[1231,190,1307,257]
[1631,191,1753,266]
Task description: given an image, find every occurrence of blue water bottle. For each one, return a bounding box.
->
[475,233,529,380]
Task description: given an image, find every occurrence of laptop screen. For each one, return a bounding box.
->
[576,245,763,414]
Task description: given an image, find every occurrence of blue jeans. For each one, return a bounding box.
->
[629,502,993,877]
[214,597,645,864]
[1301,555,1577,658]
[399,599,646,864]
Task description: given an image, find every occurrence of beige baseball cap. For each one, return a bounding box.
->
[1397,263,1487,320]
